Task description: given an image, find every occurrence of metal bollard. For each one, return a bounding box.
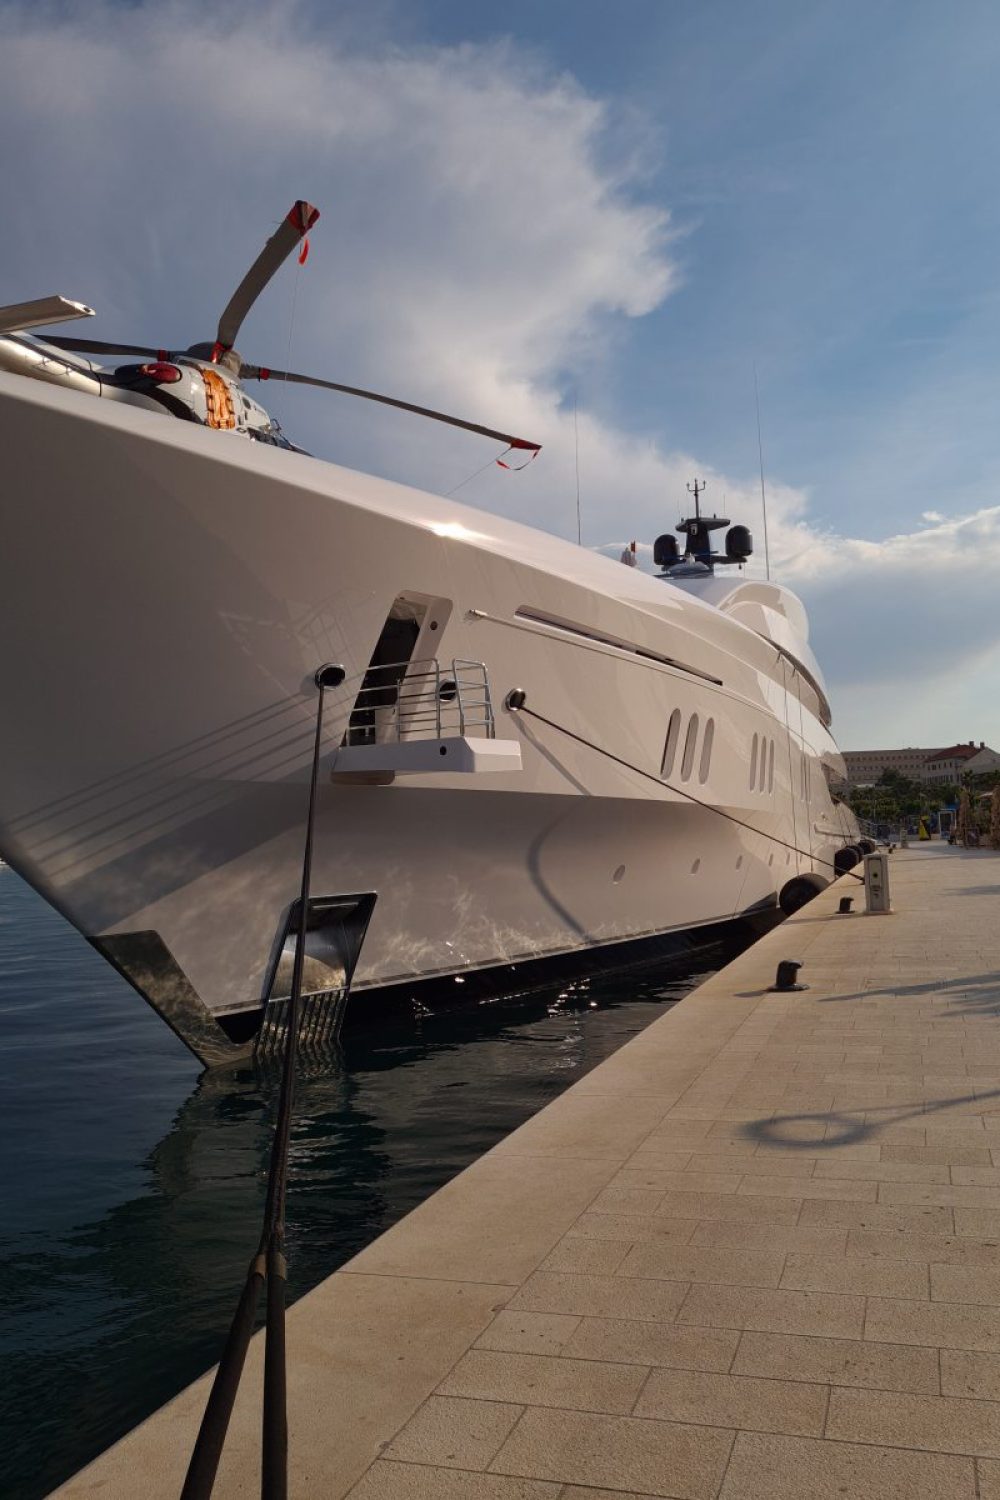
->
[769,960,807,992]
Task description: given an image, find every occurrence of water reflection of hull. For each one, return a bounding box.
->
[8,1060,378,1500]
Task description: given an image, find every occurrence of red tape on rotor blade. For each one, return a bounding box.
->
[298,238,310,266]
[287,202,320,235]
[497,446,540,472]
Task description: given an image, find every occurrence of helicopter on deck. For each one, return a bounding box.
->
[0,200,540,461]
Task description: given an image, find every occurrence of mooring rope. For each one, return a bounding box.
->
[515,703,866,885]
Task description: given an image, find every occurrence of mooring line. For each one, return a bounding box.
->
[515,703,866,885]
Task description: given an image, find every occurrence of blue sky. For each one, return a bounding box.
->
[2,0,999,748]
[413,0,1000,538]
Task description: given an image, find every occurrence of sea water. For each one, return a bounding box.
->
[0,865,740,1498]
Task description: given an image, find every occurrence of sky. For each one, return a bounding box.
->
[2,0,999,749]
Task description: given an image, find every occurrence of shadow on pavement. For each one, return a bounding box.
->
[742,1084,1000,1150]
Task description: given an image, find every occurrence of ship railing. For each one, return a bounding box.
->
[344,657,497,746]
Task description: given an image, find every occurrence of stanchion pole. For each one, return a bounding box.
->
[181,664,344,1500]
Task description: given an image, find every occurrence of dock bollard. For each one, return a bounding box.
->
[838,896,854,914]
[769,960,807,992]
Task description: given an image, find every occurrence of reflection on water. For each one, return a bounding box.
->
[0,867,745,1499]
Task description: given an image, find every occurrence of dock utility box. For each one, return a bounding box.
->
[864,851,891,914]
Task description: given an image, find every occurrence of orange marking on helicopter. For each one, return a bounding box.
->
[201,366,237,429]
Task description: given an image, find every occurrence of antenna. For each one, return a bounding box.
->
[753,364,771,581]
[573,391,582,545]
[686,478,706,521]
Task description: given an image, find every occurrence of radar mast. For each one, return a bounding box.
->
[652,479,754,576]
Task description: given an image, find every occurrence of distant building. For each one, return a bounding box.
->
[842,747,942,785]
[843,741,1000,787]
[923,743,1000,783]
[968,746,1000,776]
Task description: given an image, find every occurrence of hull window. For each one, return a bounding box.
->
[661,708,682,778]
[681,713,700,781]
[750,735,773,794]
[698,718,715,784]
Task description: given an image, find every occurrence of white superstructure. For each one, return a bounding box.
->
[0,372,857,1064]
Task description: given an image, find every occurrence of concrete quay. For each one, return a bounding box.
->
[54,845,1000,1499]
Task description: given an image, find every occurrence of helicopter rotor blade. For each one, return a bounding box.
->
[213,201,320,357]
[0,296,95,335]
[241,365,542,455]
[36,336,167,359]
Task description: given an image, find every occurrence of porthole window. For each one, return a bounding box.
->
[749,733,758,790]
[698,718,714,783]
[661,708,682,778]
[681,713,699,781]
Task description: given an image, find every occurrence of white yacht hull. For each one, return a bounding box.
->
[0,374,857,1063]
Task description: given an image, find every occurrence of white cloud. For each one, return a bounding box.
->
[0,1,672,412]
[0,0,997,750]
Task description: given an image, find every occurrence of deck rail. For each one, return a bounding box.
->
[345,657,496,746]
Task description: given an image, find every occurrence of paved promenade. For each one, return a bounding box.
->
[55,845,1000,1499]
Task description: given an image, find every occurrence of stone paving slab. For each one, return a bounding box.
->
[52,845,1000,1498]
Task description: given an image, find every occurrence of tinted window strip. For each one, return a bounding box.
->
[514,608,722,686]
